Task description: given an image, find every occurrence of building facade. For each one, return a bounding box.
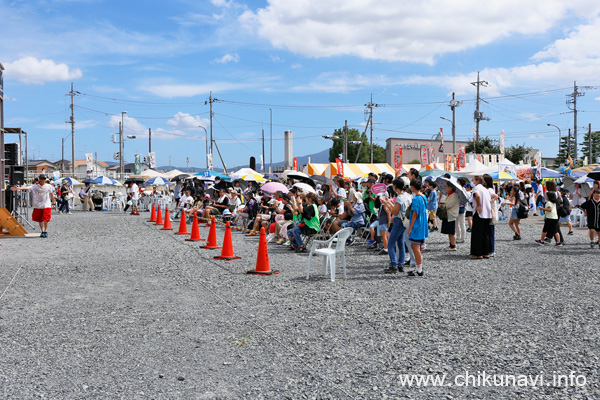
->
[385,137,470,166]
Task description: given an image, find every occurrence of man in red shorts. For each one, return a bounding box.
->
[12,174,56,237]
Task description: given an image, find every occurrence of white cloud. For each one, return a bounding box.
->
[167,112,210,131]
[142,81,255,98]
[405,16,600,95]
[214,53,240,63]
[107,113,209,141]
[241,0,583,63]
[4,57,82,84]
[39,120,97,130]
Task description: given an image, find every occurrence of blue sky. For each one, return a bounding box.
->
[2,0,600,170]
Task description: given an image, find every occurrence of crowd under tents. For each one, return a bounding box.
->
[304,163,395,179]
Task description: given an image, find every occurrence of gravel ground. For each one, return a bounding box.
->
[1,210,599,399]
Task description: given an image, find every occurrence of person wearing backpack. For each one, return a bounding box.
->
[558,187,574,236]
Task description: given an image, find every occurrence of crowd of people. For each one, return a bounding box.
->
[10,171,600,267]
[162,169,600,277]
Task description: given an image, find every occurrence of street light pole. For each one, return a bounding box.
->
[546,123,561,158]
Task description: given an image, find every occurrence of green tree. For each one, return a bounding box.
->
[579,130,600,164]
[465,136,500,154]
[504,143,533,164]
[554,135,577,168]
[328,127,386,163]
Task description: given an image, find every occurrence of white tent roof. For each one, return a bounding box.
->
[162,169,185,179]
[498,158,515,166]
[460,160,489,177]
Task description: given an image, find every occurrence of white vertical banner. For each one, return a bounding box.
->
[85,153,94,174]
[500,130,505,155]
[260,155,264,172]
[207,153,213,171]
[148,152,156,169]
[535,151,542,180]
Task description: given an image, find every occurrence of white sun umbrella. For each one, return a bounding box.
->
[563,176,593,197]
[293,182,316,194]
[435,177,467,205]
[93,175,122,186]
[232,168,263,180]
[55,177,81,186]
[144,176,171,186]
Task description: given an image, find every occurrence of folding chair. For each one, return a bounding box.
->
[306,227,353,281]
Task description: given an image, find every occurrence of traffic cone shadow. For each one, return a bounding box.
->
[214,221,241,260]
[247,227,279,275]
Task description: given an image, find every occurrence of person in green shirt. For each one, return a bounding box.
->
[289,192,320,253]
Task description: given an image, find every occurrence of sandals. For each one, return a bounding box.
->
[470,256,483,260]
[296,246,306,253]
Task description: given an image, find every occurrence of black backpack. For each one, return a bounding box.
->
[556,194,569,218]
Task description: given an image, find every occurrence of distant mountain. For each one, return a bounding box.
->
[156,148,331,173]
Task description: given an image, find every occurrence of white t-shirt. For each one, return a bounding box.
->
[179,194,193,206]
[29,183,54,209]
[131,184,140,200]
[393,192,411,218]
[337,186,347,199]
[471,184,492,218]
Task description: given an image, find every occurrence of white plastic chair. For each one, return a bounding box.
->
[306,227,353,282]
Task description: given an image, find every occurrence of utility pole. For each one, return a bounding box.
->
[566,81,595,164]
[68,82,77,176]
[148,128,151,153]
[449,92,462,154]
[471,72,490,142]
[261,128,265,172]
[269,108,272,173]
[205,92,217,170]
[364,94,380,163]
[343,120,348,163]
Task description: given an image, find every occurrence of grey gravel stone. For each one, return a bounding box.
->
[0,211,598,399]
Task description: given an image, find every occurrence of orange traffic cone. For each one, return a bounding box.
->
[185,214,204,242]
[161,207,174,231]
[148,203,156,222]
[155,206,163,226]
[201,217,220,249]
[247,227,279,275]
[214,221,241,260]
[175,212,189,235]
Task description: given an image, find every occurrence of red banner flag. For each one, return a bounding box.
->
[458,146,466,169]
[394,145,403,169]
[293,157,298,171]
[429,147,435,165]
[335,158,344,177]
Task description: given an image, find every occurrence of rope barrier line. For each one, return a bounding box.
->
[142,220,357,399]
[0,265,24,304]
